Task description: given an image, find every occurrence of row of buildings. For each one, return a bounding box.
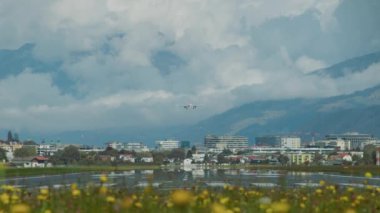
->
[105,142,149,152]
[255,132,378,151]
[1,131,379,167]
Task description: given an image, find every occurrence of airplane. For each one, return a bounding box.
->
[182,104,199,110]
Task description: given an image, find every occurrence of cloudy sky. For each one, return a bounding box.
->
[0,0,380,138]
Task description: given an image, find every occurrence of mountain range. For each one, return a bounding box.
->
[181,85,380,143]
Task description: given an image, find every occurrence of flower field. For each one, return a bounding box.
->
[0,173,379,213]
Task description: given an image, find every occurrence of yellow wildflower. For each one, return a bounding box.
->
[271,201,290,213]
[167,201,174,208]
[201,190,209,198]
[100,174,108,183]
[171,189,193,206]
[345,208,356,213]
[70,183,77,190]
[315,189,322,194]
[37,194,47,201]
[220,197,229,205]
[99,186,107,195]
[121,197,133,209]
[2,185,15,192]
[300,203,305,208]
[44,210,52,213]
[365,172,372,178]
[211,203,228,213]
[40,188,49,195]
[340,196,349,202]
[12,194,19,202]
[319,180,325,186]
[10,203,30,213]
[106,196,115,203]
[0,193,10,204]
[135,202,142,208]
[72,189,81,197]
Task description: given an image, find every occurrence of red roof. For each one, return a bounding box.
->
[33,156,48,161]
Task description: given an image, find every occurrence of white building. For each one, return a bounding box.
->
[280,136,301,148]
[204,135,248,151]
[141,157,154,163]
[286,152,314,165]
[124,142,149,152]
[315,138,351,150]
[37,144,59,156]
[330,139,351,150]
[119,154,135,163]
[106,141,124,151]
[326,132,377,150]
[155,140,180,150]
[192,153,205,163]
[183,158,192,166]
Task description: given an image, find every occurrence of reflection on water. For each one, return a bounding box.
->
[1,169,379,191]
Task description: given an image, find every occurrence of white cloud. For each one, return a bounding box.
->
[0,70,73,107]
[295,55,327,73]
[5,0,380,137]
[314,0,342,31]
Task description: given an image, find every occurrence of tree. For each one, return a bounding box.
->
[13,133,19,142]
[0,148,7,162]
[23,140,37,145]
[237,150,249,155]
[7,131,13,142]
[119,149,135,155]
[14,146,36,158]
[222,149,233,156]
[314,152,324,165]
[278,155,289,166]
[102,147,118,157]
[61,145,81,164]
[152,152,166,164]
[217,154,227,164]
[168,149,185,161]
[204,154,210,163]
[363,144,376,165]
[186,150,193,159]
[49,150,64,165]
[351,154,364,165]
[191,145,197,154]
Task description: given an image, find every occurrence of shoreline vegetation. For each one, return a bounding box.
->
[0,173,379,212]
[1,164,380,179]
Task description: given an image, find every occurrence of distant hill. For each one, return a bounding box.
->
[311,51,380,78]
[22,84,380,146]
[181,85,380,142]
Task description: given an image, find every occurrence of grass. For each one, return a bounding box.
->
[0,173,379,212]
[0,165,161,179]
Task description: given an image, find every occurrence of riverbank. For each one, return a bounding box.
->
[0,165,161,178]
[1,164,380,179]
